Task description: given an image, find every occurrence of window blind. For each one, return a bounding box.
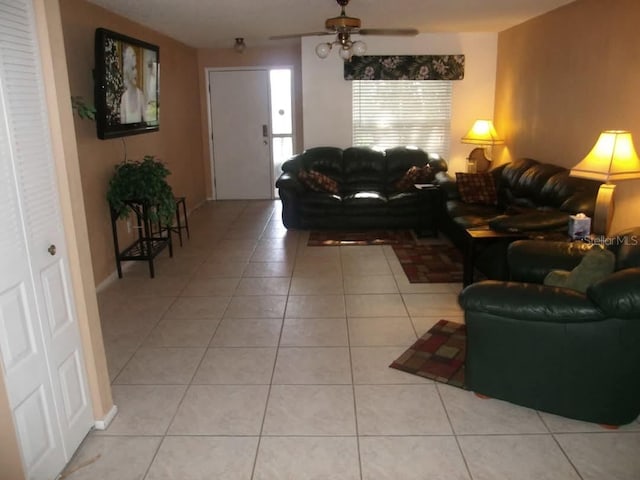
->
[352,80,452,157]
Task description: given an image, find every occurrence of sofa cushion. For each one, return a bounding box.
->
[456,172,498,206]
[342,147,386,193]
[489,210,570,232]
[300,192,342,207]
[388,191,423,207]
[342,191,387,208]
[298,169,339,194]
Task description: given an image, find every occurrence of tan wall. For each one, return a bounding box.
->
[38,0,112,421]
[60,0,207,285]
[197,46,303,199]
[494,0,640,233]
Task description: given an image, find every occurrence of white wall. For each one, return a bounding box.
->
[301,33,498,173]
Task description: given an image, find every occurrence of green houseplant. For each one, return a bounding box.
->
[107,155,176,225]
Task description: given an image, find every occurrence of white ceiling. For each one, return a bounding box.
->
[86,0,576,49]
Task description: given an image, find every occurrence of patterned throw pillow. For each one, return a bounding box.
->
[298,169,339,194]
[455,172,498,205]
[395,165,434,192]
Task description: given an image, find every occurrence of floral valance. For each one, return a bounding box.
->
[344,55,465,80]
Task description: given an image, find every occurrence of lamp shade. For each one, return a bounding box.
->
[461,120,504,146]
[570,130,640,182]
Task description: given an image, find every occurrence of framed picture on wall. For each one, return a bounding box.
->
[94,28,159,139]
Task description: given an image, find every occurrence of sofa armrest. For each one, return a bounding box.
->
[428,156,448,174]
[459,280,604,322]
[560,191,597,217]
[275,172,305,194]
[433,171,459,200]
[587,268,640,318]
[507,239,592,283]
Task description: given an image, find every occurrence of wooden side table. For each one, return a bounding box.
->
[414,183,441,237]
[463,227,526,287]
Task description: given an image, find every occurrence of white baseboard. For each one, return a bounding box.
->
[94,404,118,430]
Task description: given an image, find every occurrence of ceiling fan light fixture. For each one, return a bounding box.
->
[339,46,353,60]
[316,38,366,61]
[351,40,367,56]
[275,0,413,61]
[233,37,246,53]
[315,42,332,58]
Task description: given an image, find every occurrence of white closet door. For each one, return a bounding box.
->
[0,1,93,479]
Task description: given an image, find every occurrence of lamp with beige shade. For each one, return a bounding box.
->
[461,120,504,173]
[570,130,640,235]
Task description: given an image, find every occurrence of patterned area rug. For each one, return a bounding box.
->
[307,229,416,246]
[392,243,463,283]
[390,319,467,388]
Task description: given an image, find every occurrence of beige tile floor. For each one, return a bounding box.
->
[63,200,640,480]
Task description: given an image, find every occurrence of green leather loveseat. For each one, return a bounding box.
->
[459,227,640,425]
[275,146,447,230]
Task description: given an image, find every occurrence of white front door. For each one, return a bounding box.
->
[209,69,273,200]
[0,2,93,479]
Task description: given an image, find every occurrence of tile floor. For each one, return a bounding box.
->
[62,200,640,480]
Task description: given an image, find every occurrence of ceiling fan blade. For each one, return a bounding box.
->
[359,28,419,36]
[269,32,332,40]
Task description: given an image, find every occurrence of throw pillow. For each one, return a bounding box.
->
[395,165,434,192]
[455,172,498,206]
[298,169,339,194]
[543,246,616,293]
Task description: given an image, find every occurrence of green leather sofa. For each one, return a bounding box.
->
[275,146,448,230]
[459,227,640,425]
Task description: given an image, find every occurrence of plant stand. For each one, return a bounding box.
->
[110,200,173,278]
[161,196,190,246]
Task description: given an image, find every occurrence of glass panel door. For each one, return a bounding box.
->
[269,69,293,195]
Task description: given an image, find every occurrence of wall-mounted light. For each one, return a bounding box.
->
[234,37,246,54]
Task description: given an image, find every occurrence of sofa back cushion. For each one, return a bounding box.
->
[385,147,429,192]
[497,158,600,215]
[281,146,344,182]
[342,147,386,194]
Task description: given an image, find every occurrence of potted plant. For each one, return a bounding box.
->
[107,155,176,225]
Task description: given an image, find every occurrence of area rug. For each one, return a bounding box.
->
[390,319,467,388]
[307,229,415,246]
[392,243,463,283]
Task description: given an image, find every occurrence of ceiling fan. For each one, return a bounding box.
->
[270,0,419,60]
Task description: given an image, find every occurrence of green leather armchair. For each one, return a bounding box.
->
[458,227,640,425]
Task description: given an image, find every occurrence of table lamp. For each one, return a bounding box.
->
[461,120,504,173]
[570,130,640,235]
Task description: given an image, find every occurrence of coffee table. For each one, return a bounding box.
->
[462,227,528,287]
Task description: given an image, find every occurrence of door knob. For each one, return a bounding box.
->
[48,244,57,256]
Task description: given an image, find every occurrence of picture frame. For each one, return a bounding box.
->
[94,28,160,139]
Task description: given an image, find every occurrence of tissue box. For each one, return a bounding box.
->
[569,214,591,239]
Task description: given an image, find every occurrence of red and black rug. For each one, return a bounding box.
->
[307,229,416,246]
[391,243,463,283]
[390,319,466,388]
